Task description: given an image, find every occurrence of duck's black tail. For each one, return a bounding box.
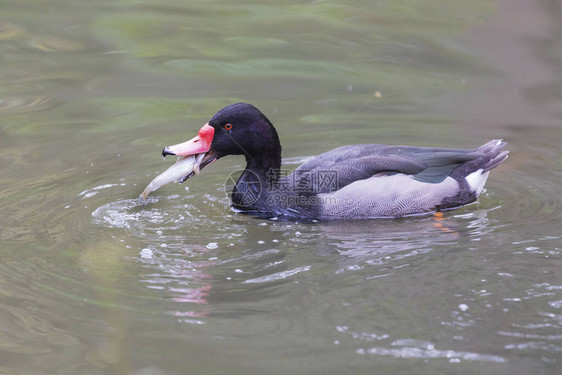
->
[448,139,508,180]
[475,139,509,173]
[437,139,508,210]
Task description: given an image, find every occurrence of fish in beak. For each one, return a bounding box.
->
[140,124,217,199]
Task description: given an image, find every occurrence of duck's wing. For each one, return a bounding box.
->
[290,140,507,194]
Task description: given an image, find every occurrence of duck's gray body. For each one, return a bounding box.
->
[272,139,508,219]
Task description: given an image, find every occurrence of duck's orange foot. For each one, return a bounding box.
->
[432,211,457,233]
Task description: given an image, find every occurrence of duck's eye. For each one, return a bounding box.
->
[224,123,232,131]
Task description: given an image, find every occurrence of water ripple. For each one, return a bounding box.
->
[357,344,506,363]
[243,265,311,284]
[0,96,55,114]
[92,192,233,237]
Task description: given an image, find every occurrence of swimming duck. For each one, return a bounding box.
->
[150,102,508,219]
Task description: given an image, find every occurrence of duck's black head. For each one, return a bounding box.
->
[208,103,281,161]
[162,103,282,175]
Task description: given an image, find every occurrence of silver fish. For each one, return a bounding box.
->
[140,153,205,199]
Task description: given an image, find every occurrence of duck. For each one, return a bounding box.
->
[154,102,508,220]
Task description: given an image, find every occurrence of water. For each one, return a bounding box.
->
[1,0,562,374]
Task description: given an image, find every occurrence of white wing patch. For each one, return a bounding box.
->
[465,169,489,195]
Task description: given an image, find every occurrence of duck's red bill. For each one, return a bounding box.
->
[162,123,215,157]
[141,124,217,199]
[162,122,218,175]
